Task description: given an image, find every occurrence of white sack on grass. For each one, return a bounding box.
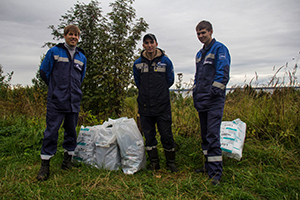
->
[93,122,121,171]
[73,117,145,174]
[73,126,97,166]
[220,118,246,161]
[111,117,146,175]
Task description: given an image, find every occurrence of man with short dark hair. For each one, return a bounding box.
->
[37,24,87,181]
[133,33,178,173]
[193,20,230,185]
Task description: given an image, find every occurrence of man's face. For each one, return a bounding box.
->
[196,28,213,46]
[143,38,158,54]
[64,31,79,47]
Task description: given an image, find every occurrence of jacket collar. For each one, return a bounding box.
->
[57,43,85,55]
[141,48,164,61]
[203,38,216,51]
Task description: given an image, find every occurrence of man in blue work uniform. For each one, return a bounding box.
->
[133,33,178,173]
[193,20,230,185]
[37,25,87,181]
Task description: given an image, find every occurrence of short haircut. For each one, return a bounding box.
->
[64,25,81,36]
[196,20,213,32]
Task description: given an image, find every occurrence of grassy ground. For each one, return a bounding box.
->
[1,86,300,199]
[0,116,299,200]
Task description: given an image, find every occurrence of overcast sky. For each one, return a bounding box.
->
[0,0,299,88]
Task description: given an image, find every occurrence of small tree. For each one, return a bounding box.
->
[96,0,148,117]
[33,0,148,119]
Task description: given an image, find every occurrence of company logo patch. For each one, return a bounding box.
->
[157,62,167,67]
[204,61,213,65]
[74,64,82,71]
[219,53,226,60]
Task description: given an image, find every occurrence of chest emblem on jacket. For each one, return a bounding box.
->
[154,62,166,72]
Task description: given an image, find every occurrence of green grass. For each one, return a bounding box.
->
[1,85,300,199]
[0,116,299,199]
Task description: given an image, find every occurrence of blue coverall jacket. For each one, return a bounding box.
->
[40,43,87,113]
[193,38,230,111]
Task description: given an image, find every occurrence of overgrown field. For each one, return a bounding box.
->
[1,86,300,199]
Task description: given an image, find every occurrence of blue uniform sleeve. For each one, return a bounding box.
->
[215,45,230,86]
[164,57,174,88]
[40,48,55,85]
[133,61,140,89]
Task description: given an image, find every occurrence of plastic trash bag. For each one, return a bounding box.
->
[220,118,246,161]
[111,117,146,174]
[73,126,97,166]
[94,122,121,170]
[73,117,145,174]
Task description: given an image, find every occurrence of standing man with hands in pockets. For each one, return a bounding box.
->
[193,20,230,185]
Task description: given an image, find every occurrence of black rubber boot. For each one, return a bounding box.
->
[146,148,160,171]
[165,149,179,173]
[37,159,50,181]
[61,151,73,170]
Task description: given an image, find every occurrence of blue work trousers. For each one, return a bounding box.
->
[41,110,79,160]
[199,107,224,180]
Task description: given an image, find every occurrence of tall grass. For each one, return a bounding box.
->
[224,86,300,149]
[0,85,46,120]
[0,116,299,199]
[1,68,300,199]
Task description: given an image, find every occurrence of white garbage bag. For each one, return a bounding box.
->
[93,122,121,170]
[111,117,146,174]
[220,118,246,161]
[73,126,97,166]
[73,117,146,174]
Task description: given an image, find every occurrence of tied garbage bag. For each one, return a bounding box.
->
[94,122,121,171]
[111,117,146,174]
[220,118,246,161]
[73,126,97,165]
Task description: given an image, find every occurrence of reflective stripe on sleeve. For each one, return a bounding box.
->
[203,150,207,155]
[212,81,226,90]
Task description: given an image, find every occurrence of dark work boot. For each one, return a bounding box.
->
[146,147,160,171]
[37,159,50,181]
[61,151,73,170]
[165,149,179,173]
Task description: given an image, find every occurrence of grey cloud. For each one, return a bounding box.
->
[0,0,299,87]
